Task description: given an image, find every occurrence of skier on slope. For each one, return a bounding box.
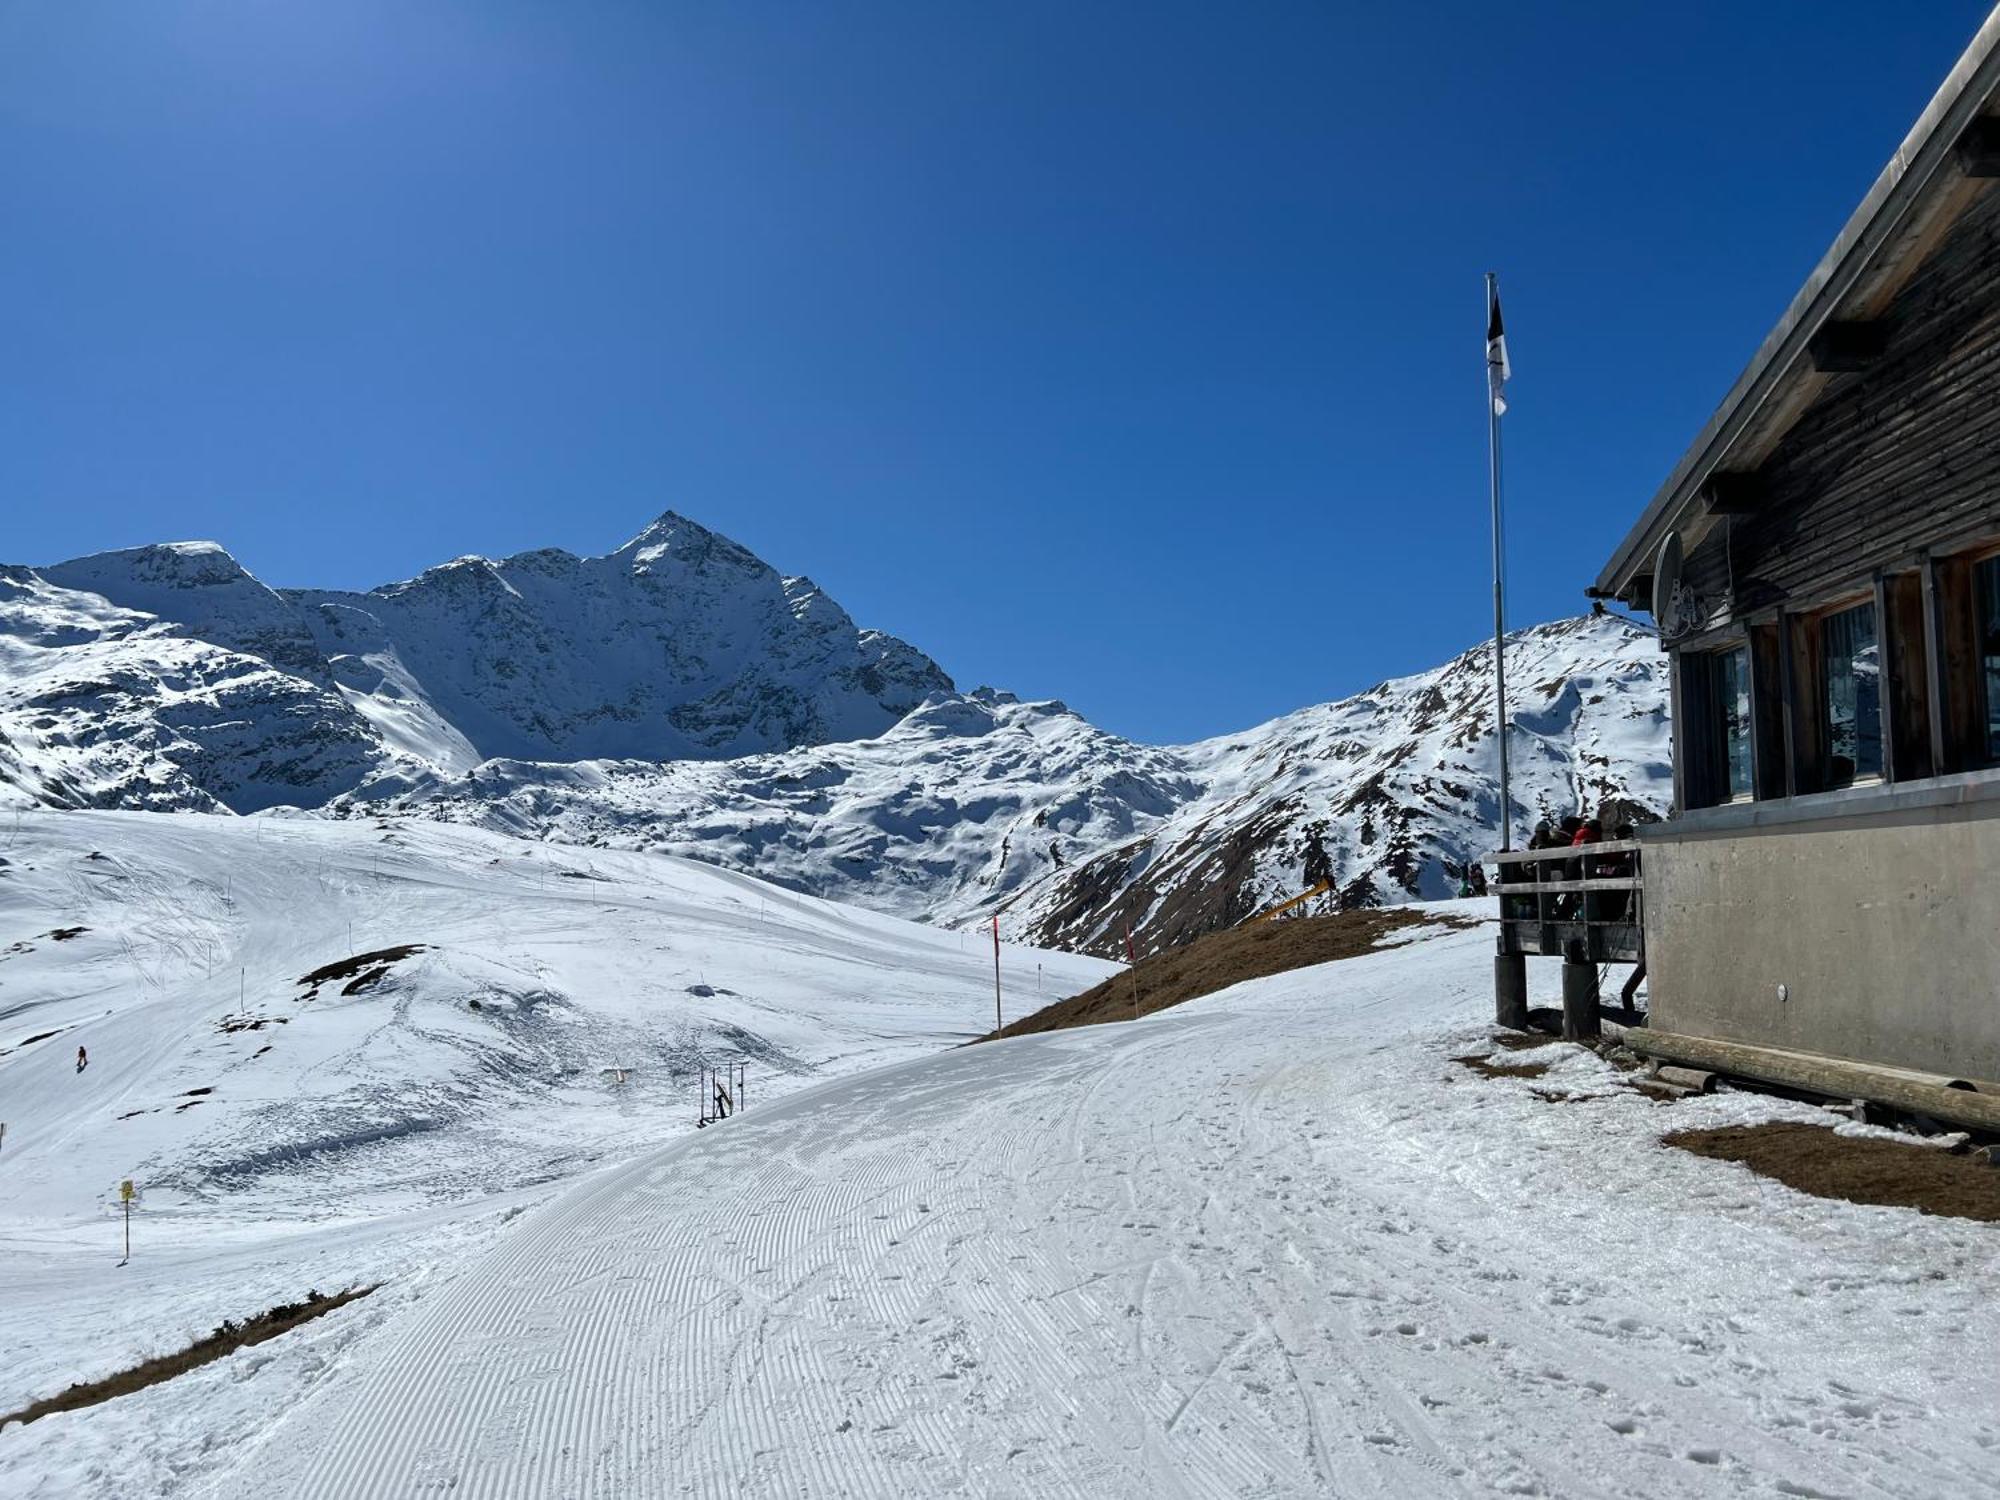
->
[76,1045,88,1074]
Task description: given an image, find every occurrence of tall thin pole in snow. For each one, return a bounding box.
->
[1486,272,1513,852]
[991,916,1002,1032]
[1126,922,1138,1017]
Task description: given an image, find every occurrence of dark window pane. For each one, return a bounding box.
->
[1979,554,2000,765]
[1715,647,1752,799]
[1822,602,1881,786]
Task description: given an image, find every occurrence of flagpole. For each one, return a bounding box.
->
[1486,272,1512,852]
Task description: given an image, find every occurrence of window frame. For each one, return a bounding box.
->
[1667,536,2000,810]
[1922,536,2000,776]
[1813,592,1885,791]
[1970,544,2000,769]
[1709,642,1756,804]
[1675,635,1758,810]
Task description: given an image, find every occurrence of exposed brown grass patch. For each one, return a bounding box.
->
[1666,1122,2000,1223]
[983,907,1454,1042]
[1454,1054,1550,1080]
[0,1285,379,1431]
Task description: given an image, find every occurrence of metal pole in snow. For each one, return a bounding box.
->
[118,1179,134,1265]
[1126,922,1138,1017]
[1486,271,1513,853]
[991,916,1002,1031]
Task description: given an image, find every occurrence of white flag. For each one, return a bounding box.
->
[1487,285,1511,416]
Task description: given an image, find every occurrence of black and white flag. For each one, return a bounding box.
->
[1486,284,1511,416]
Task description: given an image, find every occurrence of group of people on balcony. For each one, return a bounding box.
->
[1528,814,1603,850]
[1490,809,1641,922]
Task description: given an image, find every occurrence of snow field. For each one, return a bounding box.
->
[210,917,2000,1499]
[0,810,1110,1496]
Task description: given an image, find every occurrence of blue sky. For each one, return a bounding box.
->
[2,3,1991,743]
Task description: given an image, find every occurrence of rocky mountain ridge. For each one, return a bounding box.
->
[0,515,950,811]
[0,515,1669,954]
[336,614,1668,956]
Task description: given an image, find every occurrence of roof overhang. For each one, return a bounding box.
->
[1593,5,2000,606]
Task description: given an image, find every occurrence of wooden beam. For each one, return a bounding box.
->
[1667,649,1688,817]
[1920,554,1950,777]
[1874,574,1897,785]
[1627,1027,2000,1134]
[1698,471,1765,516]
[1806,319,1888,373]
[1775,611,1798,800]
[1954,114,2000,177]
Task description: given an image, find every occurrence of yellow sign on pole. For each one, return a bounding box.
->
[117,1180,136,1265]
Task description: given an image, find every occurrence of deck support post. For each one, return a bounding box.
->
[1561,957,1601,1043]
[1494,952,1529,1031]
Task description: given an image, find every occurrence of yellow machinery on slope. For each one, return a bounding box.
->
[1244,881,1332,926]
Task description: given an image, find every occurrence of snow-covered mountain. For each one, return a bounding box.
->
[0,562,387,813]
[0,515,950,812]
[287,514,951,768]
[336,615,1669,957]
[1,514,1669,955]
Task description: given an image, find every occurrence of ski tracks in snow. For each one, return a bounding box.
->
[209,925,2000,1499]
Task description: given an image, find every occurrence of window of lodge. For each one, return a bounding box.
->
[1714,646,1753,801]
[1821,601,1882,787]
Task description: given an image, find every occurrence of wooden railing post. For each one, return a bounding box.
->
[1562,950,1602,1042]
[1495,949,1529,1030]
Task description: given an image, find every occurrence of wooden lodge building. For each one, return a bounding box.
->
[1518,10,2000,1125]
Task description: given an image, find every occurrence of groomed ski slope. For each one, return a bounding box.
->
[212,919,2000,1500]
[0,811,1110,1497]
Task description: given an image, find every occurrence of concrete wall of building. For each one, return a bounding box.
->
[1641,771,2000,1083]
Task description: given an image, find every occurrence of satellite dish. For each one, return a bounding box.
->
[1651,530,1689,640]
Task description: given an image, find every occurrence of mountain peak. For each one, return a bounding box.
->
[608,511,766,577]
[48,539,255,590]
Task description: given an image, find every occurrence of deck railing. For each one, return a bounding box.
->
[1491,839,1644,966]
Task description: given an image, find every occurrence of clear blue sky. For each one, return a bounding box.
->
[3,3,1991,743]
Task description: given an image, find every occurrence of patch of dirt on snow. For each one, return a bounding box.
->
[1667,1122,2000,1223]
[216,1014,289,1034]
[0,1286,378,1431]
[298,944,426,990]
[983,907,1444,1041]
